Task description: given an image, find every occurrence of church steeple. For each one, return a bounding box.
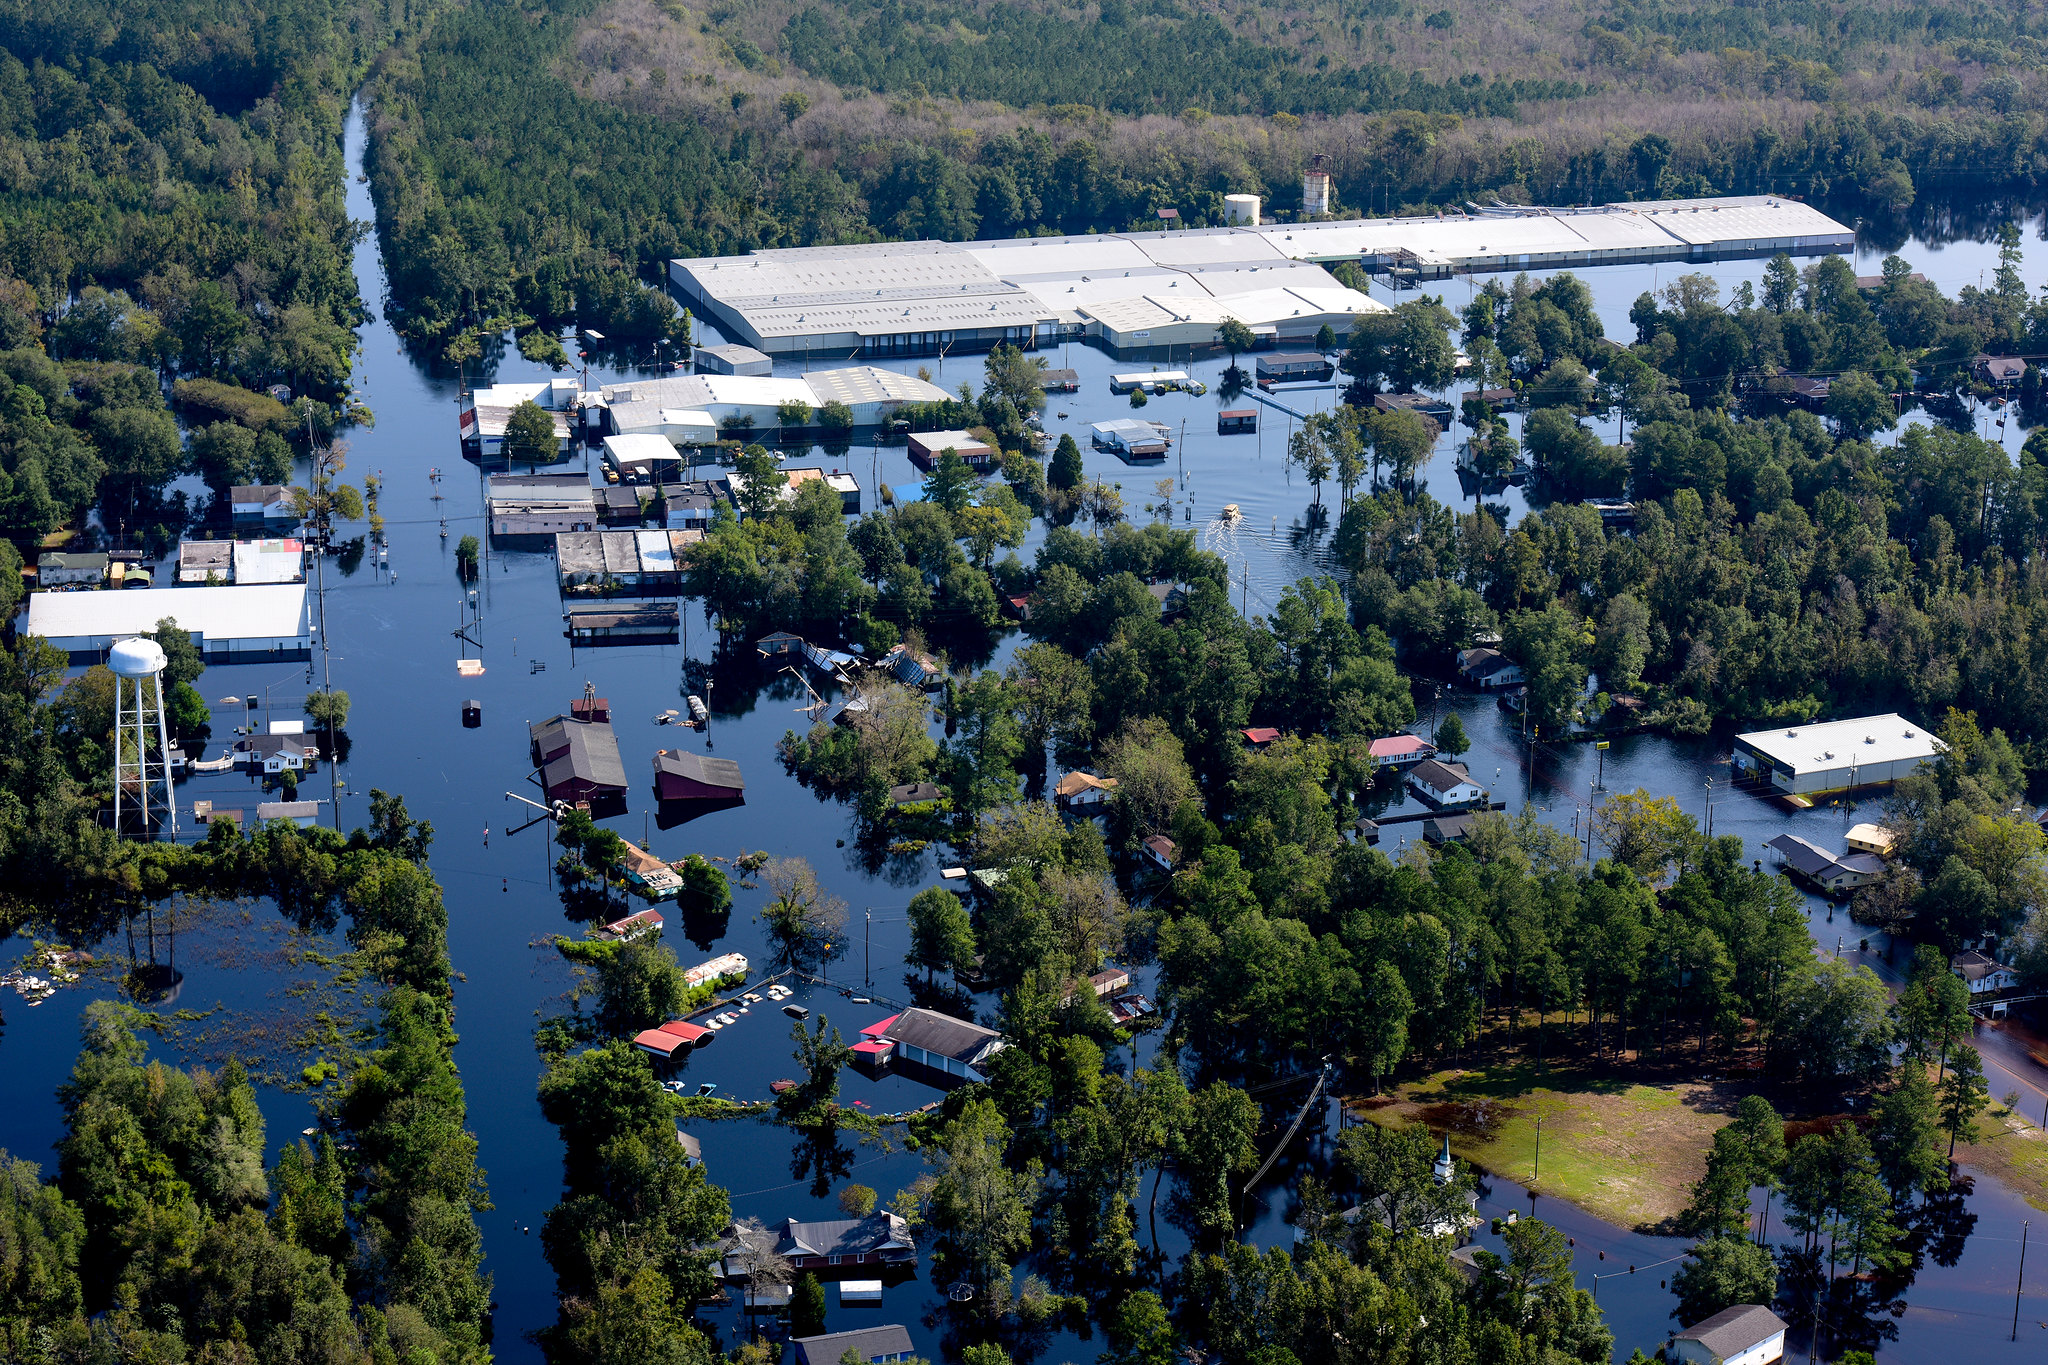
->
[1432,1132,1454,1185]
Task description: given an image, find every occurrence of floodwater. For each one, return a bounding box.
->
[0,103,2045,1362]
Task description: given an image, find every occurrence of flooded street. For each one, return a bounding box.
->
[2,102,2047,1363]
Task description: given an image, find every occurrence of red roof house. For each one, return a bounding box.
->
[1367,734,1437,769]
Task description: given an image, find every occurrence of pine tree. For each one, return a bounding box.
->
[1434,713,1469,760]
[1049,433,1084,490]
[789,1271,827,1337]
[1938,1043,1990,1157]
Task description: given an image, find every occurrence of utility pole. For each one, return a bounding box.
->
[2016,1220,2031,1341]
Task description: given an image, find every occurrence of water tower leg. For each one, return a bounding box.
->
[154,672,177,837]
[114,673,126,834]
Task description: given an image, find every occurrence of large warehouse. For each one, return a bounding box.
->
[25,585,313,663]
[1732,714,1943,797]
[671,196,1854,358]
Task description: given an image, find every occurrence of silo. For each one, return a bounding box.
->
[109,637,178,837]
[1303,155,1333,217]
[1225,194,1262,226]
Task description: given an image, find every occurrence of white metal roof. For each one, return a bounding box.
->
[1735,713,1944,774]
[636,530,676,571]
[679,196,1848,352]
[602,433,680,463]
[231,540,303,585]
[802,366,951,407]
[26,584,309,642]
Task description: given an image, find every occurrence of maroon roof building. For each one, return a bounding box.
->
[653,748,746,802]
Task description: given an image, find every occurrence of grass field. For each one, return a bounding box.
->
[1960,1101,2048,1213]
[1350,1061,1738,1231]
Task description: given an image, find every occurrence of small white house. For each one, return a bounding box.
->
[1953,950,2018,996]
[241,735,316,774]
[1669,1305,1787,1365]
[230,484,298,523]
[1408,759,1485,808]
[1055,771,1119,809]
[37,551,109,587]
[1142,834,1177,872]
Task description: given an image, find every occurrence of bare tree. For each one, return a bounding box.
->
[723,1217,793,1328]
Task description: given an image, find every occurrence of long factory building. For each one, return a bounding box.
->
[671,196,1854,359]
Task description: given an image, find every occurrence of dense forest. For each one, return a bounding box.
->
[0,0,411,549]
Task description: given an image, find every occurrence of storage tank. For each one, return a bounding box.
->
[1225,194,1261,226]
[1303,155,1332,217]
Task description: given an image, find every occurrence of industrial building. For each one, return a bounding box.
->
[599,366,948,439]
[1732,714,1943,797]
[459,379,580,459]
[671,196,1852,358]
[487,473,596,537]
[26,584,313,662]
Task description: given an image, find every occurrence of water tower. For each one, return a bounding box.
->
[1302,154,1333,218]
[109,637,178,838]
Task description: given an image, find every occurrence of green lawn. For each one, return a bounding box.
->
[1353,1063,1730,1230]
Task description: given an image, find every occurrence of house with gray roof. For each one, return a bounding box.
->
[1670,1304,1787,1365]
[783,1327,914,1365]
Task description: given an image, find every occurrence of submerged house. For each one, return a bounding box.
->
[1408,759,1485,808]
[653,748,745,802]
[530,714,629,806]
[856,1007,1006,1085]
[783,1328,916,1365]
[1764,833,1884,895]
[726,1214,917,1277]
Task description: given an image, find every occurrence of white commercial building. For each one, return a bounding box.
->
[671,196,1852,357]
[26,584,313,662]
[601,366,948,436]
[1732,713,1943,797]
[231,538,305,585]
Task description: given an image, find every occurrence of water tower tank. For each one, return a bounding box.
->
[109,637,168,678]
[1225,194,1261,226]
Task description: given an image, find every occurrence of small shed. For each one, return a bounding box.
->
[695,344,774,377]
[1217,409,1257,434]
